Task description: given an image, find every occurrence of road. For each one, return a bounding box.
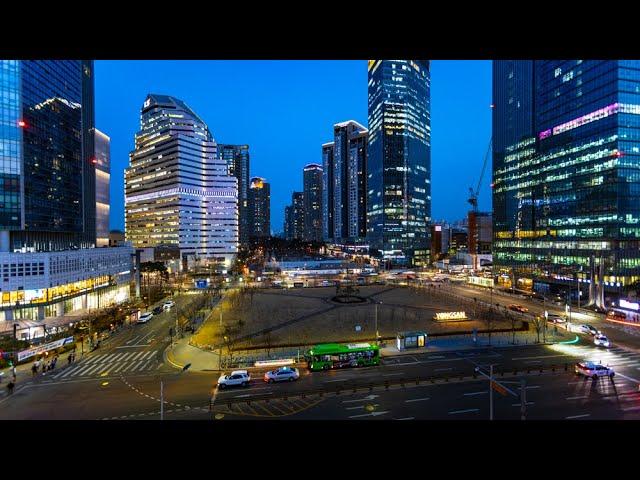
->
[4,286,640,420]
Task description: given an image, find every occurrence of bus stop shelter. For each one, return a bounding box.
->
[396,331,428,351]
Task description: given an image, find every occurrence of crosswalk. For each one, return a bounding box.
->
[52,350,161,380]
[552,343,640,371]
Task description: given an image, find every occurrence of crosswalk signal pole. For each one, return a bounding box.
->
[489,364,494,421]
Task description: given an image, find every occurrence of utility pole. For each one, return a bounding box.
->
[489,364,494,421]
[520,378,527,420]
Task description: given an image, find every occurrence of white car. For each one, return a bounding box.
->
[137,312,153,324]
[579,324,599,336]
[547,314,566,324]
[217,370,251,389]
[263,367,299,383]
[575,361,615,378]
[594,334,610,348]
[163,300,175,311]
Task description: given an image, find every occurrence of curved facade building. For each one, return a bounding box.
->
[125,94,238,266]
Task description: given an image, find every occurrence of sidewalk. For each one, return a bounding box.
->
[380,329,575,356]
[164,327,576,374]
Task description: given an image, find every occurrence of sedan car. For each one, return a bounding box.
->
[152,306,164,315]
[508,304,529,313]
[547,314,566,324]
[137,312,153,324]
[163,300,175,311]
[594,334,610,348]
[263,367,299,383]
[575,361,614,378]
[217,370,251,389]
[579,324,600,336]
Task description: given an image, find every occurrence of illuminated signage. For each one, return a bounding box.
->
[619,299,639,311]
[434,311,467,321]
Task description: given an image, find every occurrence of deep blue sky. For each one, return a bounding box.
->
[95,60,492,233]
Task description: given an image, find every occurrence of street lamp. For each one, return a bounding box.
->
[374,301,382,344]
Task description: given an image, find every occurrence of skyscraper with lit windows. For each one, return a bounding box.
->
[218,144,250,245]
[125,94,238,266]
[95,129,110,247]
[303,163,323,242]
[493,60,640,298]
[367,60,431,266]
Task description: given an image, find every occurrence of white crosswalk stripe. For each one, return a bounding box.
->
[53,349,162,379]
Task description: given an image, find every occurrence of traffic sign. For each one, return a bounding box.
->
[491,381,508,396]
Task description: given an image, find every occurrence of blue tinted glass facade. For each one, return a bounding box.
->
[0,60,95,251]
[493,60,640,293]
[367,60,431,266]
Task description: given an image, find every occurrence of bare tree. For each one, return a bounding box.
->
[531,314,545,343]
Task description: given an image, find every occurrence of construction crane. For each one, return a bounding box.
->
[468,137,492,213]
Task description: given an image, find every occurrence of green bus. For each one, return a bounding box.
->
[307,342,380,371]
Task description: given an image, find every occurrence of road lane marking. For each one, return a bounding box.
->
[566,414,590,419]
[622,405,640,412]
[345,404,379,411]
[405,397,430,403]
[526,385,541,389]
[448,408,479,415]
[394,417,415,420]
[348,410,389,419]
[115,345,151,349]
[113,363,127,373]
[136,360,152,371]
[434,367,453,372]
[59,366,83,378]
[512,402,535,407]
[342,395,379,403]
[427,355,445,359]
[566,396,589,400]
[463,391,487,396]
[512,354,569,360]
[232,392,273,398]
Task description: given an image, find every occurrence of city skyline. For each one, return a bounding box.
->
[95,60,492,232]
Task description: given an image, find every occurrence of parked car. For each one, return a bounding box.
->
[217,370,251,389]
[263,367,300,383]
[163,300,175,311]
[137,312,153,324]
[152,306,163,315]
[579,324,600,336]
[575,361,614,378]
[594,334,610,348]
[508,304,529,313]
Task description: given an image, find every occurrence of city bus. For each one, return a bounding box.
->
[306,342,380,371]
[606,308,640,326]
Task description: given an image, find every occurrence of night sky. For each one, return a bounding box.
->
[95,60,492,233]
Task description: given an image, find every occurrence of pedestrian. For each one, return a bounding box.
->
[67,355,72,366]
[31,364,37,377]
[11,365,16,382]
[6,381,14,395]
[42,361,47,374]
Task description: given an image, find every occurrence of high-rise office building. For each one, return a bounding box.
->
[367,60,431,266]
[493,60,640,296]
[322,121,368,243]
[303,163,323,242]
[321,142,335,241]
[284,191,304,240]
[0,60,132,327]
[125,94,238,266]
[218,144,250,245]
[95,129,110,247]
[248,177,270,238]
[284,205,293,240]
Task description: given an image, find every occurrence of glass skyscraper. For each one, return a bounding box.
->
[367,60,431,266]
[322,121,368,243]
[0,60,96,252]
[248,177,270,238]
[303,163,323,242]
[95,129,110,248]
[218,144,250,245]
[493,60,640,297]
[125,94,238,266]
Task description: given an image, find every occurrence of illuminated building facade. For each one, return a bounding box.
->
[367,60,431,266]
[321,142,335,241]
[0,61,132,328]
[493,60,640,295]
[95,129,110,247]
[284,191,304,240]
[248,177,270,238]
[125,94,238,266]
[322,121,368,243]
[218,144,250,245]
[303,163,323,242]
